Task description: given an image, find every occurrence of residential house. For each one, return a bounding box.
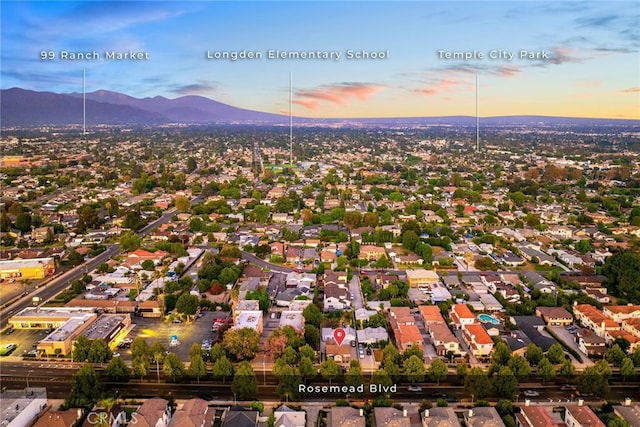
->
[461,323,494,358]
[133,398,172,427]
[169,398,214,427]
[327,407,366,427]
[509,316,558,352]
[324,283,350,311]
[222,407,259,427]
[603,305,640,322]
[535,307,573,326]
[429,322,462,357]
[464,408,504,427]
[359,245,387,262]
[450,304,475,330]
[516,406,564,427]
[573,304,619,338]
[373,407,412,427]
[421,408,461,427]
[273,405,306,427]
[356,327,389,345]
[33,408,80,427]
[564,405,605,427]
[613,404,640,426]
[576,329,607,356]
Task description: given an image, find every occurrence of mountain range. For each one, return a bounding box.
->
[1,87,637,128]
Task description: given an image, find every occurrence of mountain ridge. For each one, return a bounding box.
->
[1,87,638,128]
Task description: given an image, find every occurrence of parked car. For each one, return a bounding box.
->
[408,385,423,392]
[560,384,577,391]
[366,347,372,355]
[523,390,540,397]
[0,343,17,356]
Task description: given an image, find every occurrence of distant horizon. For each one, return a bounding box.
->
[4,86,638,123]
[1,1,638,120]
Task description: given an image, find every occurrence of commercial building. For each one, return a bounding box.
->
[0,257,55,279]
[405,269,440,288]
[0,388,48,427]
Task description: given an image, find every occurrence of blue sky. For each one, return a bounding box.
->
[1,1,639,118]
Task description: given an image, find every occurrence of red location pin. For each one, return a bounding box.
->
[333,328,346,346]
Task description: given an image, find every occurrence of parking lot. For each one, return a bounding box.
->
[0,328,52,359]
[119,310,230,362]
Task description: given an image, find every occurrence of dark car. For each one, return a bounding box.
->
[366,347,372,355]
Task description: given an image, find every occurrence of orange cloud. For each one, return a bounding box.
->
[294,83,383,110]
[414,78,468,96]
[620,87,640,93]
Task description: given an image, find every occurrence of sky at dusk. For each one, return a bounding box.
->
[1,1,639,119]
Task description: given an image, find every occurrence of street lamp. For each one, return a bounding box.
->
[26,370,34,389]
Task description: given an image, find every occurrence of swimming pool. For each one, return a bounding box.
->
[477,314,500,324]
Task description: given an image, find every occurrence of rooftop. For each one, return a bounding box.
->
[83,314,127,340]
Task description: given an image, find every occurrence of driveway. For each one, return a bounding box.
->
[348,275,364,310]
[549,326,594,367]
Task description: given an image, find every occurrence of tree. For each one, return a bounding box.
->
[537,357,556,384]
[163,352,186,381]
[403,345,423,361]
[403,355,426,383]
[14,212,32,233]
[245,286,270,311]
[345,361,364,396]
[212,355,234,384]
[65,364,103,409]
[371,368,394,396]
[219,266,240,285]
[303,304,323,327]
[223,327,261,361]
[77,205,99,232]
[67,248,84,266]
[131,337,151,378]
[493,366,518,399]
[578,365,610,396]
[188,352,207,383]
[402,230,420,251]
[465,367,491,400]
[71,279,86,294]
[496,399,514,418]
[176,294,199,318]
[232,362,258,400]
[508,354,531,381]
[304,324,320,349]
[119,231,141,252]
[73,335,91,362]
[210,343,226,362]
[87,339,112,363]
[105,356,130,380]
[547,343,565,364]
[620,357,636,382]
[141,259,155,271]
[525,344,543,366]
[275,365,302,400]
[299,356,316,382]
[319,358,341,385]
[559,358,576,380]
[491,341,512,368]
[343,211,363,229]
[607,418,631,427]
[175,196,191,212]
[602,252,640,304]
[606,344,626,367]
[456,361,470,380]
[150,341,166,383]
[428,359,448,386]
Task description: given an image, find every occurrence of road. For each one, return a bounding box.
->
[2,360,640,402]
[241,251,294,273]
[0,203,186,330]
